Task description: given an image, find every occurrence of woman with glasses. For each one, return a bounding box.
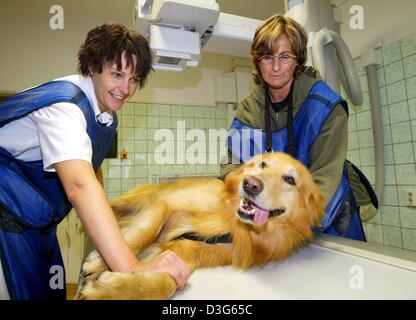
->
[222,14,376,241]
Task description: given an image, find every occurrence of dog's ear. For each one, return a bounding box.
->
[300,167,325,227]
[291,160,325,228]
[302,178,325,227]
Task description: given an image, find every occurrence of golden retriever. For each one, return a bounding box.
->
[78,152,324,300]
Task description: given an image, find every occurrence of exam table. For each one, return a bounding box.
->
[173,234,416,300]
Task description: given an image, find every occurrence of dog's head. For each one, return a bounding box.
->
[226,152,324,229]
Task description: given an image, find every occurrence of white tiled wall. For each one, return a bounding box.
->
[101,103,228,200]
[347,33,416,251]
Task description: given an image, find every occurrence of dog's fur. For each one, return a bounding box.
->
[79,152,324,300]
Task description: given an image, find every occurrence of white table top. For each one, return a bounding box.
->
[173,236,416,300]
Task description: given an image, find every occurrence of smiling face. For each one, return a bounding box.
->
[90,52,139,113]
[259,34,298,100]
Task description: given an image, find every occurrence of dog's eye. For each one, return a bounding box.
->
[283,175,296,186]
[259,161,267,169]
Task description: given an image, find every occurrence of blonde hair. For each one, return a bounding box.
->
[251,14,308,84]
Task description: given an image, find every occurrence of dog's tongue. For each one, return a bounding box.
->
[253,206,269,225]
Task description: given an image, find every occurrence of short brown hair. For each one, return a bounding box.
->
[78,21,153,88]
[251,14,307,84]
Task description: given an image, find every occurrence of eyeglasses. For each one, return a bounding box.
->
[260,54,297,65]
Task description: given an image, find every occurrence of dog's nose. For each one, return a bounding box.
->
[243,176,263,196]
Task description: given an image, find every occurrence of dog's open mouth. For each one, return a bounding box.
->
[237,198,285,225]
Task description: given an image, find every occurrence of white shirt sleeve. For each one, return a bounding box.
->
[30,102,93,171]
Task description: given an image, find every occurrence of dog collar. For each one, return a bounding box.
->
[269,208,285,217]
[174,232,233,244]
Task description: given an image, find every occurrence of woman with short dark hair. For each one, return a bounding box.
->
[0,22,190,300]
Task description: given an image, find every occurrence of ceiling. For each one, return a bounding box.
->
[0,0,285,25]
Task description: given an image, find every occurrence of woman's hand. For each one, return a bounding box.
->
[131,250,191,290]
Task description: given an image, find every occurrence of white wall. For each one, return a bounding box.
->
[0,2,251,106]
[335,0,416,57]
[0,3,100,93]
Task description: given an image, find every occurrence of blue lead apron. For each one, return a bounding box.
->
[0,81,117,299]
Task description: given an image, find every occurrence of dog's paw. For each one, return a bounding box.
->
[79,271,178,300]
[81,250,109,280]
[78,272,114,300]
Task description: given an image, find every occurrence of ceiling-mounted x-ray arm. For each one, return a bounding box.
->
[311,28,363,106]
[140,0,154,15]
[135,0,261,71]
